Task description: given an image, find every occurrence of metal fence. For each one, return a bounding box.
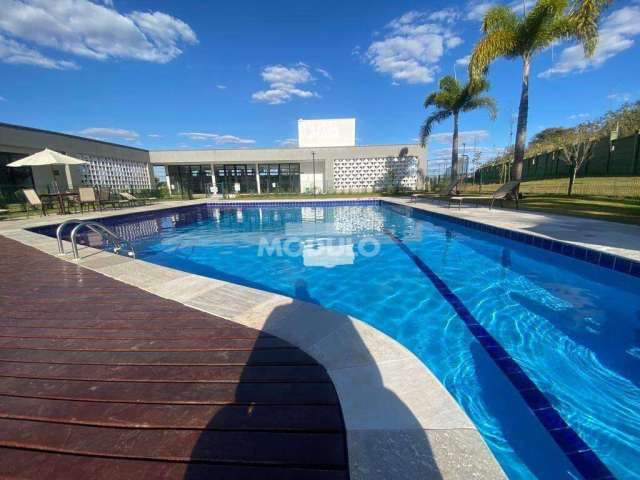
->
[473,131,640,185]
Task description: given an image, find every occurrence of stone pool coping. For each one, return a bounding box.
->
[0,203,505,479]
[383,197,640,272]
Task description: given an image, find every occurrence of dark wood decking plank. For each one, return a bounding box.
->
[0,363,331,382]
[0,418,347,468]
[0,378,338,404]
[0,396,344,431]
[0,326,271,339]
[0,348,317,365]
[0,336,291,351]
[0,448,349,480]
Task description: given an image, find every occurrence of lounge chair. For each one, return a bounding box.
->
[448,181,521,210]
[22,188,48,217]
[119,192,153,206]
[411,178,462,202]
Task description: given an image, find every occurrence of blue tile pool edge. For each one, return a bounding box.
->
[382,227,615,480]
[206,199,380,207]
[380,200,640,279]
[209,198,640,278]
[28,198,640,279]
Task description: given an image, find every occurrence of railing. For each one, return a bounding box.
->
[62,220,136,260]
[56,219,83,254]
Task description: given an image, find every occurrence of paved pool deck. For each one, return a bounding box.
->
[384,196,640,262]
[0,200,505,479]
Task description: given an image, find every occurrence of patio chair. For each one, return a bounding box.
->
[448,181,521,210]
[22,188,48,217]
[78,187,99,213]
[98,187,128,210]
[411,177,462,202]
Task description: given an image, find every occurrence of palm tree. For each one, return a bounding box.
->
[420,76,497,181]
[469,0,609,181]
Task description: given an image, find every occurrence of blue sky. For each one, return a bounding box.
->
[0,0,639,173]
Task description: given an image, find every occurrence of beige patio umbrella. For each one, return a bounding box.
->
[7,148,88,191]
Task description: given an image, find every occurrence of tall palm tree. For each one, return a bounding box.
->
[420,76,497,181]
[469,0,609,181]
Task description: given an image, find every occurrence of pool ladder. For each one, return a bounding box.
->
[56,219,136,260]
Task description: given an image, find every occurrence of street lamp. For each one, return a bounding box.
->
[311,151,316,197]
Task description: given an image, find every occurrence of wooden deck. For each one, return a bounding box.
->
[0,237,348,479]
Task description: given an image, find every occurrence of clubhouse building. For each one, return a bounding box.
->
[0,118,426,199]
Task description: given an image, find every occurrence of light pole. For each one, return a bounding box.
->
[311,151,316,197]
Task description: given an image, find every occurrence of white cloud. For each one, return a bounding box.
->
[429,8,459,23]
[465,0,536,22]
[277,138,298,148]
[568,113,591,120]
[466,1,495,21]
[540,5,640,78]
[178,132,255,145]
[252,63,320,104]
[607,92,632,103]
[0,35,79,69]
[315,67,332,80]
[79,127,139,141]
[365,10,463,84]
[456,54,471,66]
[0,0,197,69]
[429,129,490,144]
[148,133,162,138]
[215,84,226,90]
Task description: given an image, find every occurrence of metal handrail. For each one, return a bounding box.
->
[56,218,83,254]
[69,220,136,260]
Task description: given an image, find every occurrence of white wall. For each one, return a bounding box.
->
[332,156,420,192]
[298,118,355,148]
[300,161,324,193]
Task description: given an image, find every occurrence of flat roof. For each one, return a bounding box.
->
[0,121,423,155]
[0,122,148,152]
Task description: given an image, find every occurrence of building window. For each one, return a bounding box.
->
[258,163,300,193]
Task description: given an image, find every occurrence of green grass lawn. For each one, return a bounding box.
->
[457,194,640,225]
[455,176,640,225]
[462,176,640,197]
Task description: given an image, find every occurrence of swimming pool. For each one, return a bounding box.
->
[37,201,640,479]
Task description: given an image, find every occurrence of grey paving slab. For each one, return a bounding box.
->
[185,283,274,319]
[348,428,506,480]
[330,357,473,431]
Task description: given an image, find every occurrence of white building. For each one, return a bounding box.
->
[0,118,426,199]
[152,118,426,196]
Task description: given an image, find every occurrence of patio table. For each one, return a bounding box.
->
[40,192,79,215]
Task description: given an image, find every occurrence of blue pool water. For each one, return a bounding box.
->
[40,203,640,479]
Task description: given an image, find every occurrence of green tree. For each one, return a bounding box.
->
[601,101,640,137]
[555,122,600,195]
[469,0,609,181]
[420,76,497,181]
[527,127,570,156]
